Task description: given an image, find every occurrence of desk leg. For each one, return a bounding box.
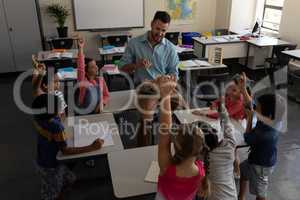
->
[245,43,250,67]
[185,70,192,105]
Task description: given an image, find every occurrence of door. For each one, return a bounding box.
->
[0,0,15,73]
[3,0,42,71]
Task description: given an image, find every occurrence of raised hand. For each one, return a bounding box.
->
[32,55,46,76]
[238,72,247,90]
[78,36,85,49]
[156,75,177,98]
[136,59,152,69]
[91,138,104,150]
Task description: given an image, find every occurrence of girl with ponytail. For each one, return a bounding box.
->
[155,76,209,200]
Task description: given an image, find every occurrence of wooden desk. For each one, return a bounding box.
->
[174,108,247,146]
[56,113,124,160]
[108,145,157,198]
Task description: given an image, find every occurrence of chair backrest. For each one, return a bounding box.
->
[51,38,74,49]
[165,32,180,45]
[107,35,128,47]
[274,44,297,66]
[196,72,230,101]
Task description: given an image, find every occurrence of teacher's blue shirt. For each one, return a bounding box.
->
[119,32,179,84]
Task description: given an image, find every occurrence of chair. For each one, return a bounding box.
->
[265,44,297,70]
[195,72,230,106]
[165,32,180,45]
[265,44,297,86]
[50,38,74,49]
[107,35,128,47]
[106,35,129,63]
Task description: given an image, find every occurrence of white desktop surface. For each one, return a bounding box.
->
[108,145,158,198]
[282,49,300,60]
[179,62,227,71]
[193,35,244,45]
[247,36,291,47]
[99,47,126,55]
[103,90,136,113]
[56,113,123,160]
[174,108,246,146]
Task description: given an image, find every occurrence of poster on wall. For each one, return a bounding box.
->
[165,0,197,24]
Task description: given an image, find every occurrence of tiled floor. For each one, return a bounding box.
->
[0,67,299,200]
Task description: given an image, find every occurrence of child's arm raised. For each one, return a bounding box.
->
[77,37,85,82]
[157,76,176,174]
[239,72,252,108]
[61,138,103,155]
[32,55,46,97]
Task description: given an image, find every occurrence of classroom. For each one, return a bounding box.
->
[1,0,300,200]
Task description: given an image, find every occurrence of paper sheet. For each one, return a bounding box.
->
[193,60,212,67]
[213,37,228,43]
[74,121,114,148]
[144,161,160,183]
[61,52,74,58]
[180,60,198,68]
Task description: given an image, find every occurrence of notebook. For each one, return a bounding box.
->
[144,161,160,183]
[73,121,114,148]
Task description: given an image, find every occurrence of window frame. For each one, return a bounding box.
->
[261,0,284,32]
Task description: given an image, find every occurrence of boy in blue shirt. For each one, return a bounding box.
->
[32,94,103,200]
[238,91,281,200]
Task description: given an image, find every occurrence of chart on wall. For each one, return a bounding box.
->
[166,0,197,24]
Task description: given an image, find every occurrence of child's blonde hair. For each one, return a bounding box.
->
[172,123,211,198]
[172,123,204,165]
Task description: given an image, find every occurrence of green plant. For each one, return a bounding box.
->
[46,4,69,28]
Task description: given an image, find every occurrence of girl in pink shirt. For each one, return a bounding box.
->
[193,81,245,120]
[77,38,109,114]
[156,76,209,200]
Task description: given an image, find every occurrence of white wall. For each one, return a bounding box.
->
[215,0,231,29]
[229,0,256,32]
[38,0,217,58]
[279,0,300,46]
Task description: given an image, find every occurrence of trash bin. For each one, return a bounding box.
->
[182,32,201,46]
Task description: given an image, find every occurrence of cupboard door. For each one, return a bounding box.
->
[3,0,42,71]
[0,0,15,73]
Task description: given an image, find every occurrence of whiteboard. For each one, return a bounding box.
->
[73,0,144,30]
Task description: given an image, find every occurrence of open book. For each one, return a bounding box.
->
[179,59,212,69]
[46,52,74,60]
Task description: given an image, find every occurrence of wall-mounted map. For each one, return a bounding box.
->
[166,0,197,23]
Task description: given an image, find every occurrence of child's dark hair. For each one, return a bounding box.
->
[153,11,171,24]
[257,93,276,120]
[172,123,204,165]
[84,57,94,73]
[32,93,59,121]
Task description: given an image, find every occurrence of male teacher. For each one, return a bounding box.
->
[119,11,183,146]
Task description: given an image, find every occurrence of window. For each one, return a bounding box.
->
[262,0,285,32]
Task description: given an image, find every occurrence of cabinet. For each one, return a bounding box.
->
[0,0,42,73]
